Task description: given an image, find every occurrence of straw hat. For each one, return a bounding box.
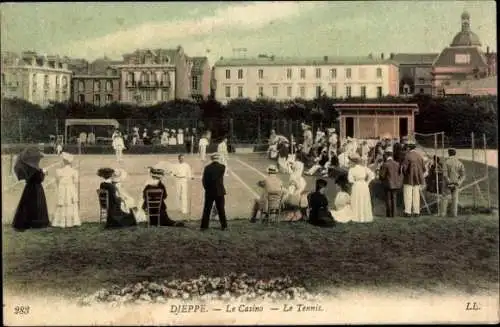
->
[148,162,166,178]
[211,153,221,161]
[61,152,74,163]
[111,168,128,182]
[348,153,362,164]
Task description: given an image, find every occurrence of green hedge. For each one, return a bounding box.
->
[1,95,497,147]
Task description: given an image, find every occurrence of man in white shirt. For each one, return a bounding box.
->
[173,154,194,215]
[217,137,229,176]
[198,134,209,162]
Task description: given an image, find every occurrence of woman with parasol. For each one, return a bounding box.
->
[12,148,50,231]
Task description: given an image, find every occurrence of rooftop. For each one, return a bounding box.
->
[391,53,439,65]
[214,56,399,67]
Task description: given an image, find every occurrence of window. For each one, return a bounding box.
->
[403,85,410,95]
[238,69,243,79]
[55,90,60,101]
[287,86,292,97]
[377,86,383,98]
[419,88,424,94]
[376,68,382,78]
[151,72,157,82]
[1,73,5,85]
[455,54,471,64]
[225,69,231,79]
[94,80,101,92]
[331,85,337,98]
[152,90,157,101]
[345,68,351,79]
[272,86,278,97]
[258,86,264,97]
[330,68,337,79]
[345,86,351,98]
[106,94,113,103]
[316,86,322,97]
[106,81,112,91]
[286,68,292,79]
[161,72,168,84]
[299,86,305,97]
[62,76,68,87]
[418,78,425,84]
[44,75,49,87]
[191,75,199,90]
[78,94,85,103]
[258,69,264,79]
[128,72,135,82]
[359,68,366,80]
[145,91,151,101]
[78,81,84,92]
[225,86,231,98]
[32,74,37,87]
[315,68,321,79]
[55,76,60,87]
[94,94,101,105]
[360,86,366,98]
[162,90,169,101]
[300,68,306,79]
[238,86,243,97]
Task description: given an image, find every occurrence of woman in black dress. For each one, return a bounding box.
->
[12,168,50,231]
[98,168,137,228]
[142,166,185,227]
[308,179,336,227]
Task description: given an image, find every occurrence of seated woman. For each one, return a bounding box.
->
[282,174,308,221]
[308,179,336,227]
[330,173,355,223]
[142,165,185,227]
[98,168,137,229]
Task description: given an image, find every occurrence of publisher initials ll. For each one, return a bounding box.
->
[466,302,480,311]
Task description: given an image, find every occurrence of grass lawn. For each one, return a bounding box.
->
[3,214,498,298]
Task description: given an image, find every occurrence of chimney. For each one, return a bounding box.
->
[390,53,395,59]
[323,55,328,62]
[381,53,384,59]
[487,46,490,54]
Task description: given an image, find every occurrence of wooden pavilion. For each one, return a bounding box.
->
[333,103,419,140]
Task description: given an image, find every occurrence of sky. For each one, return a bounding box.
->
[0,1,497,65]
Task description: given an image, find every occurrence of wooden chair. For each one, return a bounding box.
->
[145,189,164,227]
[96,189,109,223]
[261,191,285,224]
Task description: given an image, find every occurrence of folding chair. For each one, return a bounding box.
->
[96,189,109,223]
[145,189,164,227]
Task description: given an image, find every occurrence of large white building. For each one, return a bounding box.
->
[1,51,72,107]
[212,55,400,104]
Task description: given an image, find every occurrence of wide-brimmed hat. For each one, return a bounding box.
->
[384,146,394,154]
[327,128,336,133]
[97,167,114,180]
[211,153,221,160]
[111,168,127,182]
[348,153,362,163]
[267,165,278,174]
[148,162,166,178]
[61,152,74,163]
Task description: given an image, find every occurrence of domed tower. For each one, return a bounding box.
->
[450,11,482,47]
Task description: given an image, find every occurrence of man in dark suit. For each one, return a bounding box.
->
[400,140,426,217]
[378,148,402,217]
[200,153,228,230]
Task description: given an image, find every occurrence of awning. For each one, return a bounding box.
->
[65,119,120,128]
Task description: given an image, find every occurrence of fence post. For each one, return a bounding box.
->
[471,132,476,208]
[483,134,491,209]
[434,133,440,216]
[19,118,23,143]
[56,118,59,137]
[257,114,261,144]
[229,118,234,142]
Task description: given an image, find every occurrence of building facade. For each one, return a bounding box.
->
[432,11,497,96]
[109,47,193,105]
[391,53,438,96]
[189,56,211,100]
[71,58,121,105]
[1,51,72,107]
[212,55,399,104]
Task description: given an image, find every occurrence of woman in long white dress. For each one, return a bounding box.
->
[52,152,81,228]
[283,174,308,221]
[347,153,375,223]
[330,173,355,223]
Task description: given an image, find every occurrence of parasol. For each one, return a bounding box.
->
[14,147,44,181]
